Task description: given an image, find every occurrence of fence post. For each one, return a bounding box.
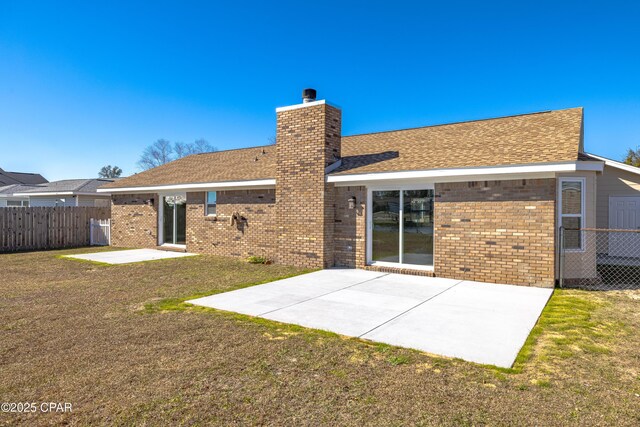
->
[559,226,564,288]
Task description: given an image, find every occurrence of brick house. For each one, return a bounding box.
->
[99,89,640,288]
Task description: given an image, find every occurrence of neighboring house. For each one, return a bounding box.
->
[0,167,47,186]
[0,184,35,207]
[13,179,115,207]
[99,89,640,288]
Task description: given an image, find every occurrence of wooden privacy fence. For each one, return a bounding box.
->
[0,207,111,252]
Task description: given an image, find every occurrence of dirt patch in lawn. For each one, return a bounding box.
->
[0,248,638,426]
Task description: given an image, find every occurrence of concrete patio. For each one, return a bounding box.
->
[64,248,197,264]
[188,269,553,367]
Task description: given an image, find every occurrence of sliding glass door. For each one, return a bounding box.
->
[402,190,434,266]
[162,194,186,245]
[372,191,400,262]
[371,188,434,267]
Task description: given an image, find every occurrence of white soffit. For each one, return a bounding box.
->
[326,161,604,186]
[98,179,277,194]
[13,192,111,197]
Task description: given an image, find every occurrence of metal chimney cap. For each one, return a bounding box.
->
[302,88,317,103]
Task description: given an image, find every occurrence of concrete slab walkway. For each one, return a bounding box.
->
[64,248,196,264]
[188,269,553,367]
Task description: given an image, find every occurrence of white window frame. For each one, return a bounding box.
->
[205,191,217,216]
[558,177,586,252]
[366,183,435,271]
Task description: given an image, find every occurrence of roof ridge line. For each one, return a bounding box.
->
[192,144,272,156]
[343,107,583,139]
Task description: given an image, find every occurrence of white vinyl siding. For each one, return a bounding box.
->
[596,165,640,228]
[29,196,76,207]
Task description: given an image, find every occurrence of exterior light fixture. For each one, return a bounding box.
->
[348,196,356,210]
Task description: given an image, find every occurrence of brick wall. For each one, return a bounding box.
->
[434,179,556,287]
[111,193,158,248]
[333,186,367,267]
[185,190,277,259]
[275,103,342,268]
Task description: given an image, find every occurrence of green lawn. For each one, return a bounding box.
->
[1,248,638,426]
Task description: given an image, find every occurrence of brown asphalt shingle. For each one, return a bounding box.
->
[102,146,275,189]
[336,107,584,175]
[105,107,583,189]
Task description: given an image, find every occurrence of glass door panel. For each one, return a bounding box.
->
[372,191,400,262]
[175,200,186,245]
[402,190,434,266]
[162,194,186,245]
[162,198,175,244]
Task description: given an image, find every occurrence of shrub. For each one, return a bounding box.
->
[246,256,270,265]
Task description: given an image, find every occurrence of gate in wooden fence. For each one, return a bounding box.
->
[90,218,111,246]
[0,207,111,252]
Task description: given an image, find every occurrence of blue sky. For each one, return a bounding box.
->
[1,1,639,181]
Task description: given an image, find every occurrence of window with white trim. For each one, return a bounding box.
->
[560,178,584,250]
[206,191,217,216]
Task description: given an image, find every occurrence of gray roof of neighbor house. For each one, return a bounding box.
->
[0,184,40,196]
[103,107,585,189]
[0,168,48,186]
[14,178,116,195]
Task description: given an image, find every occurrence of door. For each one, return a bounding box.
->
[370,188,434,266]
[372,191,400,263]
[162,194,187,245]
[609,196,640,257]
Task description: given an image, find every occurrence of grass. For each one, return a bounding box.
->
[1,248,639,426]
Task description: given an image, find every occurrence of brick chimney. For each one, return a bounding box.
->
[275,89,342,268]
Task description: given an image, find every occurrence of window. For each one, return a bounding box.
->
[560,178,585,250]
[206,191,217,216]
[7,200,28,207]
[370,187,434,268]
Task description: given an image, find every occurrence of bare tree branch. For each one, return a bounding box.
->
[137,139,174,170]
[137,139,217,171]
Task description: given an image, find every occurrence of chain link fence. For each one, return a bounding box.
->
[560,227,640,290]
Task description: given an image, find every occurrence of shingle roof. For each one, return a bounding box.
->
[0,184,39,196]
[16,179,115,194]
[335,107,584,175]
[102,146,275,189]
[0,168,48,185]
[104,107,584,189]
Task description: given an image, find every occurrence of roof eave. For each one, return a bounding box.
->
[13,191,111,197]
[584,153,640,176]
[99,178,277,194]
[326,161,604,185]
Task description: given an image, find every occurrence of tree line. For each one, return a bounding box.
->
[98,138,217,178]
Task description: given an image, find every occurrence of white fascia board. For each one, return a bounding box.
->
[326,161,603,185]
[14,192,111,197]
[585,152,640,175]
[14,191,74,196]
[574,160,605,171]
[0,194,29,199]
[98,179,277,194]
